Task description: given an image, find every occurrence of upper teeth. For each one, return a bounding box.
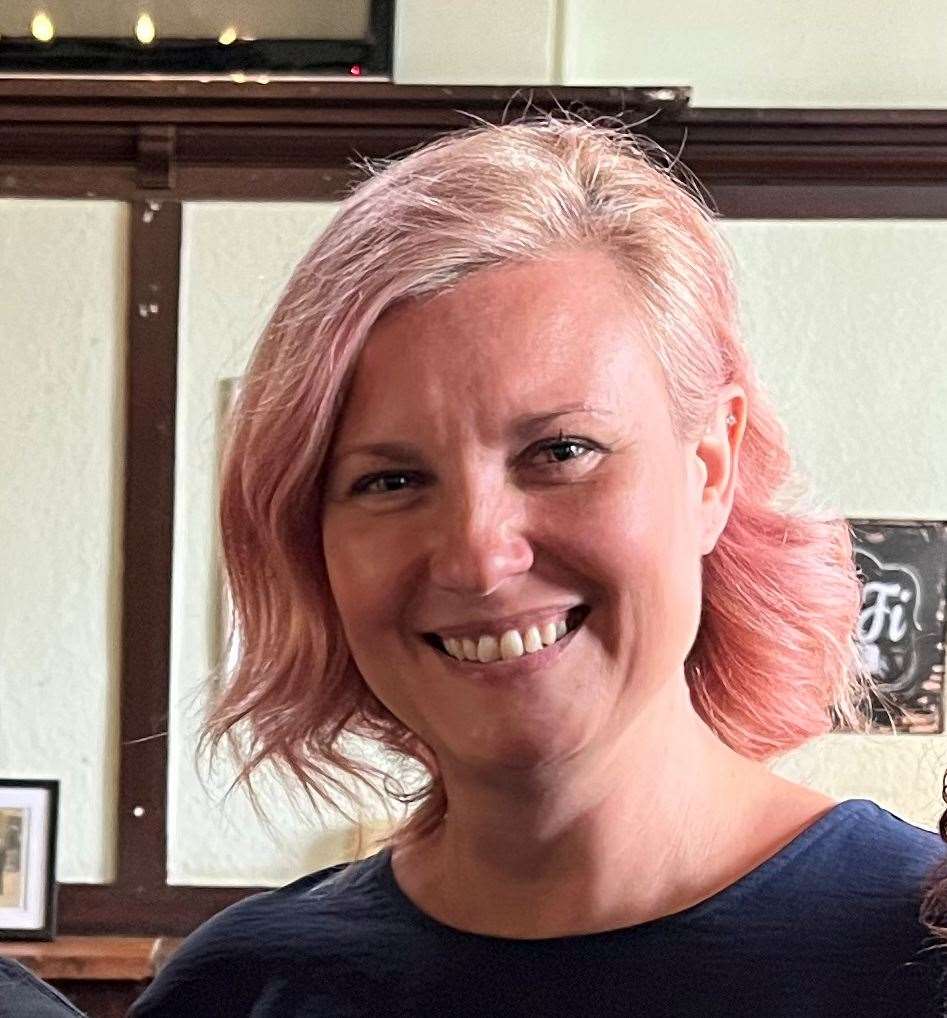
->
[440,616,571,663]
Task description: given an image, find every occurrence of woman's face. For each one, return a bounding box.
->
[322,249,736,778]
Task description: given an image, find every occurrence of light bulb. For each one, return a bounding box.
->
[135,12,156,45]
[218,25,237,45]
[31,11,54,42]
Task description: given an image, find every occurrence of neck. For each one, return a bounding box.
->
[391,677,829,939]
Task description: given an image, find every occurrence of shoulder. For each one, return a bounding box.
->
[824,800,946,895]
[774,799,946,927]
[0,957,87,1017]
[129,853,388,1017]
[774,800,947,1008]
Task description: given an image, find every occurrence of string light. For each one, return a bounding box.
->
[135,12,156,45]
[30,11,54,42]
[218,25,237,45]
[350,64,362,76]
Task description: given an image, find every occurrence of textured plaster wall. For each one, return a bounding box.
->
[170,209,947,884]
[562,0,944,105]
[561,0,946,106]
[393,0,558,85]
[393,0,947,106]
[0,199,127,882]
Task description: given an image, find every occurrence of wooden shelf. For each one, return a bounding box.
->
[1,935,182,981]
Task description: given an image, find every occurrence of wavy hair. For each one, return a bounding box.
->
[208,116,884,872]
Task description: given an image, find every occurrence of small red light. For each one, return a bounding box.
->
[349,64,362,76]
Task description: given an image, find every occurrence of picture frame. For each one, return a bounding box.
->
[215,376,244,675]
[0,779,59,940]
[0,1,394,77]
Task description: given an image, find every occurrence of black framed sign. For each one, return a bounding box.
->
[850,520,947,735]
[0,0,393,76]
[0,779,58,940]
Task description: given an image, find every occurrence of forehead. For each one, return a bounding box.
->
[336,249,667,440]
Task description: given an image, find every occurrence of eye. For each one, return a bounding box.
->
[531,436,598,466]
[350,471,424,496]
[348,434,607,497]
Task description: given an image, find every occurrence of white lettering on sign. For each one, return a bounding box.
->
[858,581,911,644]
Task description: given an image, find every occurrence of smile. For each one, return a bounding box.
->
[422,605,590,664]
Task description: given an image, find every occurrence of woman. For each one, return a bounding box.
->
[131,117,947,1017]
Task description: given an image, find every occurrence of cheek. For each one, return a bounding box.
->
[322,518,395,647]
[580,469,701,654]
[322,532,411,714]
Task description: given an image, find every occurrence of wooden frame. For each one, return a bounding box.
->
[1,79,945,936]
[1,81,945,213]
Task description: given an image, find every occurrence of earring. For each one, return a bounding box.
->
[725,413,736,426]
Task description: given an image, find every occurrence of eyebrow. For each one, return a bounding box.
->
[331,404,615,465]
[510,403,614,438]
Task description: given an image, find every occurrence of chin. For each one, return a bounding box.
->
[445,723,593,776]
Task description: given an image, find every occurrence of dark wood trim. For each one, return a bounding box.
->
[58,884,261,938]
[712,183,947,218]
[0,82,944,208]
[114,200,180,896]
[2,935,180,980]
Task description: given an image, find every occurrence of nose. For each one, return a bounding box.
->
[426,476,534,596]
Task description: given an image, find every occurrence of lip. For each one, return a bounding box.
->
[422,603,585,642]
[426,619,583,684]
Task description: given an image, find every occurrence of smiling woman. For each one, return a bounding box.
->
[131,117,947,1017]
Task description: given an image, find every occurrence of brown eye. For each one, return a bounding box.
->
[531,436,601,467]
[351,471,423,496]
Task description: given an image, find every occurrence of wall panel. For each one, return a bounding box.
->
[562,0,947,107]
[0,199,127,883]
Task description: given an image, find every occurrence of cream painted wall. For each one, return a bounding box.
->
[168,207,947,884]
[394,0,558,85]
[560,1,947,106]
[393,0,947,107]
[0,199,127,883]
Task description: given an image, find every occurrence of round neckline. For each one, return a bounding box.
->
[372,798,879,945]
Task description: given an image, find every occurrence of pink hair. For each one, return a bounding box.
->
[206,115,874,863]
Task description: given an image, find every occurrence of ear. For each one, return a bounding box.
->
[692,385,747,556]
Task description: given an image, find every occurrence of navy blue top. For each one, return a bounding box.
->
[130,800,947,1017]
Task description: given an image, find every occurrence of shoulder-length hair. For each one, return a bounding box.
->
[208,115,878,865]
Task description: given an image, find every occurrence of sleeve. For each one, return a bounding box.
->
[128,904,264,1018]
[0,957,88,1017]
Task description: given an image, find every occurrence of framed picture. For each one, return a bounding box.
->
[0,2,394,77]
[215,377,244,674]
[0,779,58,940]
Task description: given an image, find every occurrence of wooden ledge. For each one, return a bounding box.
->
[1,935,183,981]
